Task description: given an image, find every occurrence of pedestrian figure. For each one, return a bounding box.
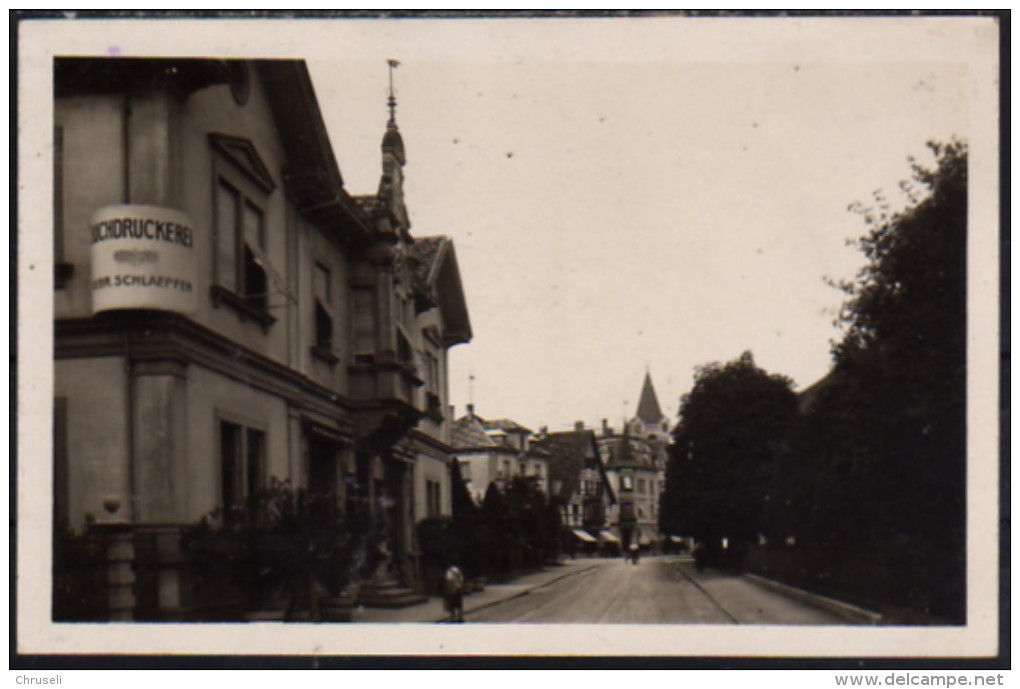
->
[693,541,706,571]
[629,542,640,565]
[442,564,465,623]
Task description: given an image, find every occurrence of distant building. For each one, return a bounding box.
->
[449,406,549,502]
[598,373,670,550]
[627,371,672,444]
[532,422,617,546]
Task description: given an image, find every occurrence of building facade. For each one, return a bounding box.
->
[597,374,670,550]
[533,423,617,549]
[53,58,470,617]
[449,406,549,503]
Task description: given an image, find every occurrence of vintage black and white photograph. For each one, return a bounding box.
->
[16,13,1001,659]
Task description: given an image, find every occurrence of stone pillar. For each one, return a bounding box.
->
[94,522,135,621]
[131,358,187,617]
[132,361,188,523]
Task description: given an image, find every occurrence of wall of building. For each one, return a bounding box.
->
[413,307,447,442]
[456,451,497,503]
[184,362,291,523]
[177,76,292,366]
[298,210,350,392]
[54,357,129,530]
[54,94,127,318]
[414,451,451,519]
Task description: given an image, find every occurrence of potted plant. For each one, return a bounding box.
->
[181,478,354,621]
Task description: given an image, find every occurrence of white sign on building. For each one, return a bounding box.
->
[89,204,198,315]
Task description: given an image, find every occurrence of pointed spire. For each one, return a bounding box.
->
[635,371,664,423]
[386,59,400,124]
[382,59,406,165]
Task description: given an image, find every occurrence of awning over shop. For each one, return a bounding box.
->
[670,535,685,543]
[572,529,597,543]
[599,530,620,544]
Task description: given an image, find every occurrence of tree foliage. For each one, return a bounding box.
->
[782,141,967,546]
[660,351,798,558]
[768,141,967,620]
[180,478,353,619]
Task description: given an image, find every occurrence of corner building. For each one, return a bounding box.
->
[53,58,471,616]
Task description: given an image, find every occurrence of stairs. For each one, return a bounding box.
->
[356,578,427,609]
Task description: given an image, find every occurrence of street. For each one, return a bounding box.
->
[466,556,850,624]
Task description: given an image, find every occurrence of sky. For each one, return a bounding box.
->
[303,18,977,432]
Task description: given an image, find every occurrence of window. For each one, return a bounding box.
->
[621,475,634,492]
[308,437,339,509]
[311,262,339,364]
[397,329,414,366]
[352,287,375,363]
[209,133,276,328]
[220,421,265,524]
[216,180,268,311]
[425,350,440,390]
[426,479,442,518]
[637,478,646,495]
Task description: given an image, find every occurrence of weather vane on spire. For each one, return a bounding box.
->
[387,59,401,121]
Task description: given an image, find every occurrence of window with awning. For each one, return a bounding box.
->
[572,529,597,543]
[599,530,620,544]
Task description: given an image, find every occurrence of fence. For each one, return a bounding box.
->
[745,543,965,623]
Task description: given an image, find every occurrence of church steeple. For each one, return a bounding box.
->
[635,371,663,424]
[381,59,406,165]
[378,58,408,232]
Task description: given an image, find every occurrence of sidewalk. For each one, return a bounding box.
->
[350,558,600,623]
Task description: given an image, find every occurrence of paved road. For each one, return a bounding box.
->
[467,556,849,624]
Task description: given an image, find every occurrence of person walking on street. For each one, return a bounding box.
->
[443,564,465,623]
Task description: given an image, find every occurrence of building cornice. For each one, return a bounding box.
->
[407,428,456,457]
[55,313,355,431]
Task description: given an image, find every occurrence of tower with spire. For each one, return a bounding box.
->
[627,370,671,444]
[594,372,671,552]
[345,60,473,601]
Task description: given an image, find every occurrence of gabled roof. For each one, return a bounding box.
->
[534,430,617,504]
[410,236,444,284]
[635,372,665,423]
[54,57,374,247]
[410,236,473,347]
[449,416,498,450]
[481,418,533,435]
[599,434,660,471]
[255,61,374,245]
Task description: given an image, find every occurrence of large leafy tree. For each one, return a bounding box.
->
[773,141,967,620]
[800,140,966,548]
[660,351,798,557]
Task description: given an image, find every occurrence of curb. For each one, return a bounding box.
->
[434,563,601,622]
[744,573,883,625]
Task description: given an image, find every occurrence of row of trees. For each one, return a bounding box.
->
[418,463,562,588]
[660,141,967,620]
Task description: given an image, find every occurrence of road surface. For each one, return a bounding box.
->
[467,556,849,624]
